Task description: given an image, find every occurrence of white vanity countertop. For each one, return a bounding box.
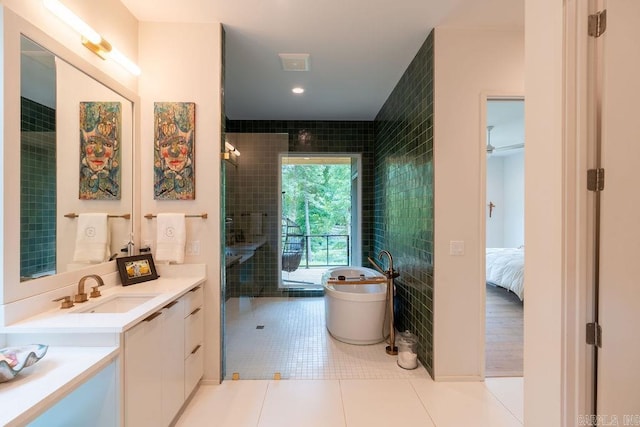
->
[2,275,205,333]
[0,346,119,427]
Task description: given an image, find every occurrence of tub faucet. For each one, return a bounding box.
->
[377,250,398,356]
[75,274,105,303]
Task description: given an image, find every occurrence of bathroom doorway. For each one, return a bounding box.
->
[279,154,362,289]
[484,98,525,377]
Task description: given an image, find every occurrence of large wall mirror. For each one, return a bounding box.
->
[19,34,134,282]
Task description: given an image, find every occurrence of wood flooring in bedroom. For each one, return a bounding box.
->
[485,283,524,377]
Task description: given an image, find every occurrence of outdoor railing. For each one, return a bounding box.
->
[302,234,350,268]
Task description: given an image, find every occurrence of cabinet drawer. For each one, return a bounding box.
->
[185,343,204,399]
[183,286,203,317]
[184,306,203,359]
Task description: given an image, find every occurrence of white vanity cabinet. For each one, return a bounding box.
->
[124,288,201,427]
[183,285,204,398]
[160,299,186,425]
[1,268,207,426]
[124,309,164,427]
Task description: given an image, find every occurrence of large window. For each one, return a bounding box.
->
[280,155,360,287]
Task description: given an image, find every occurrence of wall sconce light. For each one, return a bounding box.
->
[221,141,241,165]
[224,141,241,157]
[43,0,141,75]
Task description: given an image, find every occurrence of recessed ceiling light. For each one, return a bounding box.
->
[292,87,304,94]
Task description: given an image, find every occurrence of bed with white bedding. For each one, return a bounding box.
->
[485,247,525,301]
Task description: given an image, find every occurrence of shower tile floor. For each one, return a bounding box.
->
[224,297,431,380]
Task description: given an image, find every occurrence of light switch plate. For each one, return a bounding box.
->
[187,240,200,256]
[450,240,465,256]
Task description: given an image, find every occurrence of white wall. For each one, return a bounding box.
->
[502,152,524,247]
[486,152,524,248]
[523,0,565,424]
[433,27,524,380]
[138,22,222,383]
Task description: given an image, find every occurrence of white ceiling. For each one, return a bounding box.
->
[487,99,525,157]
[120,0,523,121]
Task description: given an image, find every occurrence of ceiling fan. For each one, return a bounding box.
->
[486,125,524,154]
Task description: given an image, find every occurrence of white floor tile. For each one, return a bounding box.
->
[410,378,522,427]
[258,380,345,427]
[175,381,268,427]
[225,297,430,381]
[340,379,435,427]
[175,297,527,427]
[485,377,524,423]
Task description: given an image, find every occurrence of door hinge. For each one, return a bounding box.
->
[589,10,607,38]
[586,322,602,347]
[587,168,605,191]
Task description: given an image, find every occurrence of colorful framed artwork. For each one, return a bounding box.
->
[154,102,196,200]
[116,254,159,286]
[79,102,121,200]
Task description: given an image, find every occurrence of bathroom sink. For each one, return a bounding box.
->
[74,294,158,314]
[230,242,262,251]
[229,236,266,251]
[225,254,243,267]
[226,247,256,264]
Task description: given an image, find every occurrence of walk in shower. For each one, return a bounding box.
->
[221,125,388,380]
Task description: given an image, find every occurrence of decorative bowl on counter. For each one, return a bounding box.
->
[0,344,49,383]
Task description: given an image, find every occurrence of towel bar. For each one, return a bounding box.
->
[65,213,131,219]
[144,213,208,219]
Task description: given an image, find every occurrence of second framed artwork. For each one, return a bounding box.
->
[154,102,196,200]
[116,254,159,286]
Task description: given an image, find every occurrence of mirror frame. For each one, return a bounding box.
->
[1,6,140,305]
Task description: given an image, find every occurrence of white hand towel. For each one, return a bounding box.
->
[155,213,186,264]
[73,213,110,263]
[249,212,263,235]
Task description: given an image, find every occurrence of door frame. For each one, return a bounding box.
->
[479,93,525,380]
[481,95,525,379]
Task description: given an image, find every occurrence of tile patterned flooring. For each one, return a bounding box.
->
[190,296,524,426]
[176,377,524,426]
[224,297,430,380]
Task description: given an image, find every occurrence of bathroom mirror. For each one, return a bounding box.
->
[19,34,134,282]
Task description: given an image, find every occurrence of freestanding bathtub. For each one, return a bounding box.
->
[322,266,388,345]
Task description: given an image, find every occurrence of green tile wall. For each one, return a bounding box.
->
[373,32,434,376]
[225,121,375,297]
[20,97,57,279]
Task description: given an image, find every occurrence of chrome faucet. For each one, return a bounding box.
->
[75,274,105,303]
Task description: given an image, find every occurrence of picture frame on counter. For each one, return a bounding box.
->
[116,254,159,286]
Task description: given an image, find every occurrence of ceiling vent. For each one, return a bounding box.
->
[278,53,310,71]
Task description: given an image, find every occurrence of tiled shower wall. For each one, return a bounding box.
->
[224,121,376,297]
[373,32,435,375]
[20,97,57,279]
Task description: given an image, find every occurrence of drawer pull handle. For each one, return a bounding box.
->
[191,344,201,355]
[144,311,162,322]
[189,286,201,293]
[190,307,201,316]
[164,300,179,309]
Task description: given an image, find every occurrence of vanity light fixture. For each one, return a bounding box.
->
[43,0,141,75]
[292,87,305,94]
